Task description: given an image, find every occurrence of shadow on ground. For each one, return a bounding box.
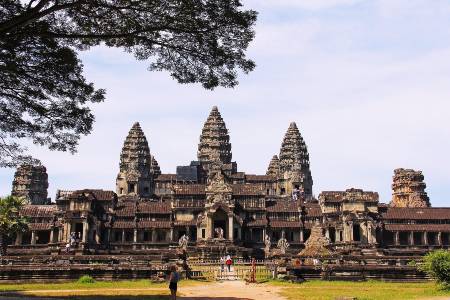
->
[0,293,255,300]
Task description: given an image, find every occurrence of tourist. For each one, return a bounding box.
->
[220,256,225,272]
[65,243,70,253]
[226,254,232,272]
[168,265,180,300]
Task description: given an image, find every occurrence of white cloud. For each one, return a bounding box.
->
[245,0,365,10]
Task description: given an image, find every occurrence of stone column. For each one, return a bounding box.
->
[82,221,88,243]
[228,215,234,240]
[423,232,428,245]
[262,227,266,243]
[362,223,368,244]
[95,229,101,244]
[349,222,354,242]
[152,229,157,242]
[121,229,126,243]
[133,229,138,243]
[409,231,414,246]
[394,231,400,246]
[438,232,442,246]
[325,228,330,240]
[15,232,22,245]
[49,229,54,244]
[31,231,37,245]
[170,228,174,242]
[300,229,304,242]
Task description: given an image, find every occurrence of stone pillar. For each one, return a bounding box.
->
[262,227,266,243]
[438,232,442,246]
[394,231,400,246]
[228,216,234,240]
[207,215,213,239]
[349,222,354,242]
[122,229,126,243]
[362,223,368,244]
[31,231,36,245]
[95,229,101,244]
[423,232,428,245]
[152,229,157,242]
[15,232,22,245]
[49,229,54,244]
[325,228,330,240]
[82,222,88,243]
[409,231,414,245]
[300,229,304,242]
[170,228,174,242]
[133,229,138,243]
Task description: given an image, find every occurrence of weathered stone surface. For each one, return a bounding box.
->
[197,106,232,167]
[11,165,49,204]
[390,168,430,208]
[116,122,154,198]
[299,223,332,257]
[266,155,280,176]
[278,122,313,196]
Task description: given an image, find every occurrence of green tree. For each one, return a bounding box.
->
[0,0,257,167]
[419,250,450,287]
[0,196,28,256]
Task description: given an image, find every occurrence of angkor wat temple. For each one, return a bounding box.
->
[8,106,449,261]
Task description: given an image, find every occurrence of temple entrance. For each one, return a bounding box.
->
[212,209,227,239]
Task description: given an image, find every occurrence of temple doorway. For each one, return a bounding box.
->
[212,209,227,238]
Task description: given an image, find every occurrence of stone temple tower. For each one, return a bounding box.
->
[390,168,430,208]
[11,165,49,204]
[266,155,280,177]
[276,122,313,197]
[116,122,155,198]
[197,106,232,169]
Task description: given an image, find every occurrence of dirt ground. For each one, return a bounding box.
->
[0,281,286,300]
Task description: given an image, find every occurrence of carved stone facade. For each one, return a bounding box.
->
[197,106,232,169]
[9,107,450,259]
[11,165,49,205]
[272,122,313,198]
[390,168,430,208]
[116,122,156,198]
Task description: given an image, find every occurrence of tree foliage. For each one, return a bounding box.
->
[0,196,28,256]
[419,250,450,287]
[0,0,257,167]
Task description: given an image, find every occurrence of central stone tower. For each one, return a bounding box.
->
[116,122,155,198]
[197,106,232,171]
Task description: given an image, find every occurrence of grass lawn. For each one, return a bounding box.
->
[0,279,210,299]
[269,280,450,300]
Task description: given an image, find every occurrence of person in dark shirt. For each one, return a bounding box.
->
[168,265,180,300]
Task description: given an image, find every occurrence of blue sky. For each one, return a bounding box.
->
[1,0,449,205]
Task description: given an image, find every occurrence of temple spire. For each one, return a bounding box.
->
[266,155,280,176]
[116,122,154,198]
[278,122,313,196]
[197,106,232,167]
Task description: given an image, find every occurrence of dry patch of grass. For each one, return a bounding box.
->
[269,280,450,300]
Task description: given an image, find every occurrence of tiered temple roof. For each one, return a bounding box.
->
[266,155,280,176]
[116,122,155,197]
[12,165,49,205]
[197,106,232,166]
[390,168,430,208]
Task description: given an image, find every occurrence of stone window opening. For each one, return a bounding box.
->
[353,224,361,242]
[128,183,135,193]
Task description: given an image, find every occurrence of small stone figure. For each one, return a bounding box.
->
[277,237,290,255]
[178,234,189,251]
[215,227,224,239]
[264,234,271,257]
